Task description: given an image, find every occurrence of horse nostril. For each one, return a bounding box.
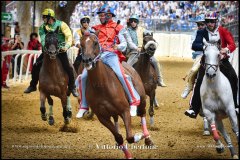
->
[212,74,216,78]
[206,73,209,78]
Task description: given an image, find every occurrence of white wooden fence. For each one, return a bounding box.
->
[1,47,79,85]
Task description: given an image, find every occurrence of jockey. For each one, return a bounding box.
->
[73,15,93,71]
[24,8,79,97]
[185,11,238,118]
[181,13,206,99]
[76,4,140,118]
[125,14,167,87]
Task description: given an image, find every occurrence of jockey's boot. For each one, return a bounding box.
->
[184,109,197,119]
[157,77,167,87]
[24,85,37,93]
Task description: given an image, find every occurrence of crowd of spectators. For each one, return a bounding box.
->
[70,1,238,32]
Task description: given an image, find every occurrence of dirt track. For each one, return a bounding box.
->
[2,57,239,159]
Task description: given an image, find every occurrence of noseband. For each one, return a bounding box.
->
[143,36,158,56]
[203,44,221,73]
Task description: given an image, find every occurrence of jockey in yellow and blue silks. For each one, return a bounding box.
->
[76,4,141,118]
[24,8,79,97]
[73,15,94,71]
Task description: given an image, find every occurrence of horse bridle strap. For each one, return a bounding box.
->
[204,63,219,72]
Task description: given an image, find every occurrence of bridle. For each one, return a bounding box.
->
[81,33,102,69]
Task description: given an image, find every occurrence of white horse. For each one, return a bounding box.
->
[200,41,239,159]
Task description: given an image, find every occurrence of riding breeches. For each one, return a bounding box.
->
[127,53,163,80]
[30,53,43,87]
[150,56,163,80]
[80,51,140,109]
[58,52,76,90]
[127,52,140,66]
[185,55,203,90]
[190,58,239,116]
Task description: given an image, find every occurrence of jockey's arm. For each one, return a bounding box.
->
[73,30,81,48]
[124,29,138,50]
[38,25,46,48]
[192,30,204,51]
[115,28,127,52]
[61,22,73,50]
[222,28,236,53]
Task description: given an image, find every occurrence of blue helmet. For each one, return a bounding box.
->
[129,14,139,24]
[195,14,205,23]
[97,4,116,17]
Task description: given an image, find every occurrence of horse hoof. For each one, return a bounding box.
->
[203,130,210,136]
[48,116,54,125]
[154,104,159,110]
[233,155,239,159]
[83,111,94,120]
[64,118,71,124]
[216,145,224,153]
[145,137,154,146]
[41,114,47,121]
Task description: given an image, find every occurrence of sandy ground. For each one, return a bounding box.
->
[1,57,239,159]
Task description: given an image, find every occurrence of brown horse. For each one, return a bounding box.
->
[80,32,153,158]
[132,33,158,126]
[39,27,72,125]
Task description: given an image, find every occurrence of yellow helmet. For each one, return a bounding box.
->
[42,8,55,18]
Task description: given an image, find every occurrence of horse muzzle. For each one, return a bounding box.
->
[206,72,216,79]
[82,57,94,70]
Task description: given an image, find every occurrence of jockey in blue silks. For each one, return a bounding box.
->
[76,4,140,118]
[181,13,206,99]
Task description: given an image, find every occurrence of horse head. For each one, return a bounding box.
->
[142,31,158,57]
[80,32,101,70]
[44,27,59,59]
[203,39,221,79]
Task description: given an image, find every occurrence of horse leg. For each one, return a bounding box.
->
[113,115,119,134]
[216,120,238,159]
[98,115,132,159]
[40,92,47,121]
[67,96,72,118]
[226,108,239,143]
[47,95,54,125]
[149,92,155,127]
[61,96,70,124]
[141,116,154,146]
[203,117,210,136]
[122,110,145,145]
[153,96,160,109]
[203,109,224,154]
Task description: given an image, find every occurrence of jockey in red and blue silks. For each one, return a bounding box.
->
[185,11,238,119]
[76,4,140,118]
